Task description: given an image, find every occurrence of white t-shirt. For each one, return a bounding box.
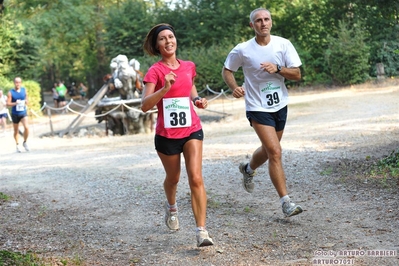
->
[224,35,302,112]
[0,95,7,114]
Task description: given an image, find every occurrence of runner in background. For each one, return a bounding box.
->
[7,77,30,152]
[0,89,8,134]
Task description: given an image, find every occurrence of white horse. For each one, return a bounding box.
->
[110,54,142,99]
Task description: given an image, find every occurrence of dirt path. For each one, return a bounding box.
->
[1,82,398,265]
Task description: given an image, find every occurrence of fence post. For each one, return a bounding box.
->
[376,63,385,80]
[47,108,54,136]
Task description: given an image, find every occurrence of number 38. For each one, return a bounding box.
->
[170,112,187,126]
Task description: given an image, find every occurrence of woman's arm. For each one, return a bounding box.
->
[190,79,208,109]
[141,71,176,112]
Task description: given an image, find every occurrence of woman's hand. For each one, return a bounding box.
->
[194,97,208,109]
[164,71,177,91]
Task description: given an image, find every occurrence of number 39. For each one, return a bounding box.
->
[266,92,280,106]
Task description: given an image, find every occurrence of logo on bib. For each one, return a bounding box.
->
[164,99,190,110]
[261,82,280,92]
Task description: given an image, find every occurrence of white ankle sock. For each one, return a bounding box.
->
[196,226,206,232]
[168,203,177,211]
[280,195,290,205]
[246,163,254,174]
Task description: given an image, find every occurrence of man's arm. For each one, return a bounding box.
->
[222,67,245,98]
[277,66,301,81]
[260,63,301,81]
[25,89,29,106]
[6,91,16,107]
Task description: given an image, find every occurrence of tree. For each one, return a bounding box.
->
[325,20,370,85]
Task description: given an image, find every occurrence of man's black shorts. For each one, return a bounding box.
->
[11,113,27,124]
[155,129,204,155]
[246,105,288,131]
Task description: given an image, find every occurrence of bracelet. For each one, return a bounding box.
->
[193,96,201,105]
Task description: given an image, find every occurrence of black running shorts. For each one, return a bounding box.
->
[246,105,288,131]
[155,129,204,155]
[11,113,27,124]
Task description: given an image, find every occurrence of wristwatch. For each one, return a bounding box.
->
[276,64,282,73]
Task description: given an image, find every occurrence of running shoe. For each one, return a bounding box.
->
[23,142,30,152]
[164,202,179,230]
[196,229,214,247]
[282,200,303,217]
[239,162,255,193]
[16,145,21,153]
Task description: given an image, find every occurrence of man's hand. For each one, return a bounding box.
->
[232,86,245,98]
[260,62,278,73]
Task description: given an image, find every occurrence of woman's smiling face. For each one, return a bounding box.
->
[156,29,177,56]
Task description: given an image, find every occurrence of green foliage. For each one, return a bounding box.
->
[1,0,399,91]
[0,14,23,78]
[0,76,13,93]
[0,77,42,116]
[180,42,240,93]
[325,20,370,85]
[23,80,42,114]
[370,32,399,77]
[103,0,154,59]
[294,45,331,86]
[0,250,41,266]
[375,150,399,178]
[0,192,10,201]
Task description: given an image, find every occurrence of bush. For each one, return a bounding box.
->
[0,77,42,117]
[180,42,239,93]
[23,80,42,115]
[325,20,370,85]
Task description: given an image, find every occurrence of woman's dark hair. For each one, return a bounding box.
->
[143,23,175,56]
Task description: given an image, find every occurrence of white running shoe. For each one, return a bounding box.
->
[164,202,179,230]
[239,162,255,193]
[282,200,303,217]
[23,142,30,152]
[196,229,214,247]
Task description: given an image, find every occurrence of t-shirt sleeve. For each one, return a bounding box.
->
[223,44,243,72]
[284,41,302,68]
[143,65,160,85]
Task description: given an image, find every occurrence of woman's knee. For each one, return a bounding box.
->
[188,175,204,188]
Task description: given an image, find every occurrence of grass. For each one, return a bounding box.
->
[243,206,253,213]
[320,167,333,176]
[0,250,41,266]
[374,149,399,178]
[367,150,399,188]
[0,192,10,201]
[0,250,84,266]
[207,198,221,209]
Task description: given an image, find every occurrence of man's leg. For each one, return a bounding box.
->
[251,121,287,197]
[20,116,29,142]
[12,122,19,144]
[251,121,302,217]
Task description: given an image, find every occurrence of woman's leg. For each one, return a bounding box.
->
[157,152,181,206]
[182,139,207,227]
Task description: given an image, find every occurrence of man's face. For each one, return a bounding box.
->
[250,10,272,37]
[14,78,22,89]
